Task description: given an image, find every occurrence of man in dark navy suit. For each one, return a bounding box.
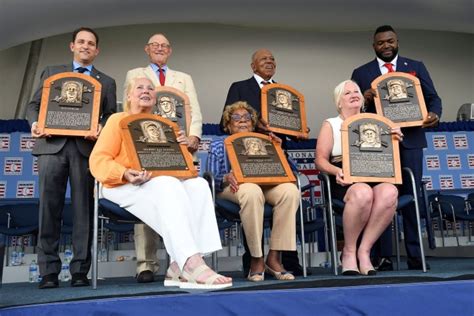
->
[220,49,309,277]
[351,25,442,270]
[220,48,276,132]
[27,27,116,288]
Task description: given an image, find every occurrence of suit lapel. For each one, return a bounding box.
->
[165,69,176,87]
[145,65,160,87]
[90,67,102,82]
[248,77,260,98]
[369,59,382,79]
[396,56,409,72]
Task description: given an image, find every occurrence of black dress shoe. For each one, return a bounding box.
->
[136,270,154,283]
[375,257,394,271]
[407,257,430,270]
[38,274,59,289]
[71,273,90,287]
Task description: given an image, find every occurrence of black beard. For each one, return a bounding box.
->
[375,46,398,62]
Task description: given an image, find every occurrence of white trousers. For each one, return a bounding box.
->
[102,176,222,270]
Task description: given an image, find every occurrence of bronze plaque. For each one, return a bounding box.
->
[341,113,401,184]
[155,87,192,136]
[261,84,308,138]
[372,72,428,127]
[224,132,296,185]
[120,113,197,179]
[38,72,101,136]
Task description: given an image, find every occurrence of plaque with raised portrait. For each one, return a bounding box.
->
[224,132,296,185]
[372,72,427,127]
[155,87,192,135]
[261,84,308,138]
[341,113,401,184]
[37,72,101,136]
[120,113,197,179]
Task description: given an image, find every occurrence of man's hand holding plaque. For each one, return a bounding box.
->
[371,72,428,127]
[37,72,101,136]
[261,83,308,138]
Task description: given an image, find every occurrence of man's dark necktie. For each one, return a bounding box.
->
[76,67,88,74]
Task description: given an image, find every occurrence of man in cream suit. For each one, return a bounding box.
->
[123,33,203,283]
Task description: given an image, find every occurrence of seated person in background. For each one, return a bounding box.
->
[315,80,402,276]
[89,77,232,289]
[207,101,300,282]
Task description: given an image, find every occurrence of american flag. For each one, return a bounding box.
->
[425,155,440,170]
[20,134,36,151]
[453,134,468,150]
[16,181,35,198]
[460,175,474,189]
[446,155,461,169]
[432,135,447,150]
[439,175,454,190]
[287,150,322,204]
[0,134,10,151]
[4,157,23,175]
[0,181,6,198]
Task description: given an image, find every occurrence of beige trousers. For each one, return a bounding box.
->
[134,224,160,274]
[218,182,299,257]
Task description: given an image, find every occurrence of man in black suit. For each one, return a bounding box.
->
[351,25,442,270]
[27,27,117,288]
[220,48,308,276]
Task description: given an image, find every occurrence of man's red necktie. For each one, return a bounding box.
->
[384,63,395,73]
[158,67,165,86]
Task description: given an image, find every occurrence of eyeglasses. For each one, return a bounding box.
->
[231,113,253,122]
[147,42,171,49]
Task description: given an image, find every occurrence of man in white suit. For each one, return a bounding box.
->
[123,33,203,283]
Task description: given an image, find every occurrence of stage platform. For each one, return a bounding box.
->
[1,257,473,315]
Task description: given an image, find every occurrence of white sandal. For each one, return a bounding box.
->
[179,264,232,290]
[164,266,181,287]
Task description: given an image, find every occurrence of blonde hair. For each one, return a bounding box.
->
[124,77,155,112]
[333,80,363,113]
[222,101,258,133]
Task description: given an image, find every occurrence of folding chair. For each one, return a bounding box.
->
[204,171,310,278]
[318,167,427,275]
[91,181,141,289]
[428,193,474,246]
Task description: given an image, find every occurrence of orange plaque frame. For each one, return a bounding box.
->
[372,72,428,128]
[38,72,101,136]
[120,113,197,179]
[155,86,192,136]
[224,132,296,185]
[341,113,402,184]
[261,83,308,138]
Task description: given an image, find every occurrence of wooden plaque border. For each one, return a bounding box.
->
[261,83,308,138]
[372,72,427,128]
[341,113,402,184]
[224,131,296,185]
[119,113,197,179]
[38,72,101,136]
[155,86,192,136]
